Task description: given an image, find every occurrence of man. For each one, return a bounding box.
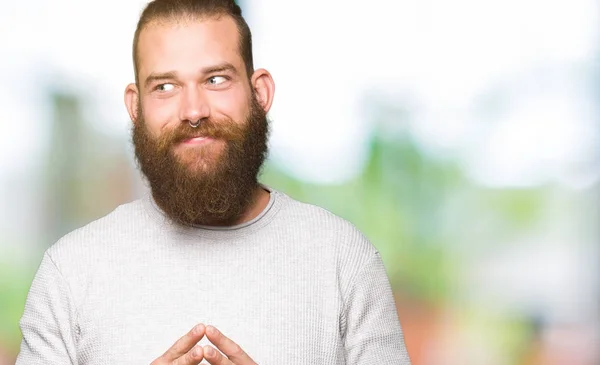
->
[16,0,412,364]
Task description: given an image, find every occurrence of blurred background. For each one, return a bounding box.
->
[1,0,599,364]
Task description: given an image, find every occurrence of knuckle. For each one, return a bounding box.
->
[230,343,244,357]
[151,355,168,365]
[172,340,184,353]
[166,345,182,358]
[172,332,194,354]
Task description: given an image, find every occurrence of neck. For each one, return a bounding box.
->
[188,184,270,227]
[152,184,271,228]
[231,185,271,225]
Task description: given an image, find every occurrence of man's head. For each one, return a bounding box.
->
[124,0,275,227]
[132,0,254,87]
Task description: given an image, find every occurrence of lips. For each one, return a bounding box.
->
[182,136,214,145]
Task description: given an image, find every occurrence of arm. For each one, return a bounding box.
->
[342,252,412,364]
[15,253,78,365]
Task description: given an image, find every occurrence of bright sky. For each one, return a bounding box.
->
[0,0,598,187]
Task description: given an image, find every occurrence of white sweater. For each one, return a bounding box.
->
[16,188,412,364]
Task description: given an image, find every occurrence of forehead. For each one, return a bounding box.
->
[137,16,243,79]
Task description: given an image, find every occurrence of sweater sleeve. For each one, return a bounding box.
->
[15,252,78,365]
[342,252,412,364]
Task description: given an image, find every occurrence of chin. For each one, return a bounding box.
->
[179,156,218,174]
[174,145,222,164]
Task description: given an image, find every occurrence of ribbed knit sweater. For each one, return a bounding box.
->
[16,187,412,364]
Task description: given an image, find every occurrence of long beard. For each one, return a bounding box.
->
[132,96,269,226]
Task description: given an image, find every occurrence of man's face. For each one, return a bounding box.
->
[130,16,269,226]
[136,16,253,170]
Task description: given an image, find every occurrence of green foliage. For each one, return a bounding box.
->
[262,130,548,305]
[0,260,35,354]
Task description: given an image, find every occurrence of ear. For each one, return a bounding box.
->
[250,68,275,114]
[124,83,140,123]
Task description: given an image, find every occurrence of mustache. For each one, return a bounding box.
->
[157,118,246,148]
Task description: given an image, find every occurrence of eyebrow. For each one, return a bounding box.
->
[143,62,239,89]
[144,71,177,89]
[201,62,238,76]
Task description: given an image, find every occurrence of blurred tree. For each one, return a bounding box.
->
[261,98,550,364]
[44,90,136,247]
[45,92,86,244]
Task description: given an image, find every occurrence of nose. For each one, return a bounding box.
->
[179,86,210,124]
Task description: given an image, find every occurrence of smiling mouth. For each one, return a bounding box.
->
[182,136,214,145]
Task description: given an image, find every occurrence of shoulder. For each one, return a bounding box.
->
[274,189,379,263]
[45,197,147,271]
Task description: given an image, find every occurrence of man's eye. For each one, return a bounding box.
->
[156,83,175,92]
[208,76,227,85]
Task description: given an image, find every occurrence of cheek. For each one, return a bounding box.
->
[210,88,251,123]
[142,98,179,135]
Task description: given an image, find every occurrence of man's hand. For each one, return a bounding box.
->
[151,324,207,365]
[150,324,256,365]
[201,325,257,365]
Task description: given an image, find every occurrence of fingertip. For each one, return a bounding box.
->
[193,323,205,335]
[192,345,203,358]
[206,325,217,336]
[204,345,215,357]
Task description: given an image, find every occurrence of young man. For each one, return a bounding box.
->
[16,1,412,364]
